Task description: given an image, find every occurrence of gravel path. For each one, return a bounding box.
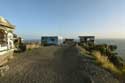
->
[0,46,120,83]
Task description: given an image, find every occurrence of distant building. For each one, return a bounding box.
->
[79,36,95,45]
[41,36,63,46]
[63,38,76,46]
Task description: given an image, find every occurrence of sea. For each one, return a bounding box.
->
[95,39,125,60]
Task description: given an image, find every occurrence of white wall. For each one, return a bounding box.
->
[7,32,14,49]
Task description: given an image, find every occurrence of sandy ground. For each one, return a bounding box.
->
[0,46,119,83]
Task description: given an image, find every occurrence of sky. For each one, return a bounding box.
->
[0,0,125,39]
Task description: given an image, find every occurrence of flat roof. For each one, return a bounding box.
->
[65,38,74,40]
[0,24,15,29]
[79,36,95,38]
[42,36,58,38]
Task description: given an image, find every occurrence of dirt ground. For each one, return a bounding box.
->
[0,46,120,83]
[0,46,92,83]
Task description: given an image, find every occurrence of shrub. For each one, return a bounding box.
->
[92,51,121,74]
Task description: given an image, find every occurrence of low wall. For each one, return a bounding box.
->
[0,49,14,66]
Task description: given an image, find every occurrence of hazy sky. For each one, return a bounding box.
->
[0,0,125,39]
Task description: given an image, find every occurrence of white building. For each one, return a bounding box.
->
[41,36,63,46]
[0,16,15,64]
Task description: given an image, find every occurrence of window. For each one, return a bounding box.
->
[51,38,55,41]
